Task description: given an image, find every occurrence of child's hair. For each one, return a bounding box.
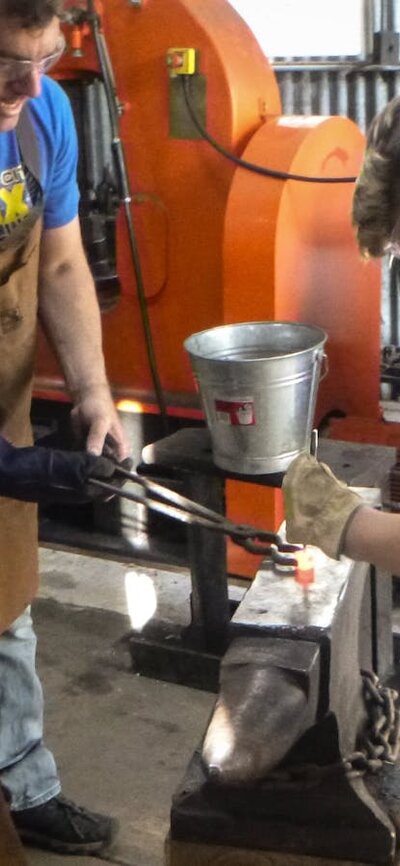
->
[352,96,400,258]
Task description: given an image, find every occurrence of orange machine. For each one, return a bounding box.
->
[35,0,381,576]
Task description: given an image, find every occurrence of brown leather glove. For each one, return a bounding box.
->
[282,453,364,559]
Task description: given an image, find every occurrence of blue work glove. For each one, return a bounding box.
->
[0,435,122,505]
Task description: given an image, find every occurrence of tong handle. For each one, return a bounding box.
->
[114,465,226,526]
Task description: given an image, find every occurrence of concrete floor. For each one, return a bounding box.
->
[22,547,219,866]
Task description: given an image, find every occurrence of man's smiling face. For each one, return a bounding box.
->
[0,15,62,132]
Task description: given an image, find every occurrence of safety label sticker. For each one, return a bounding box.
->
[214,398,256,426]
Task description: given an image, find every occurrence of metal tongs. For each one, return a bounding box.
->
[89,465,302,573]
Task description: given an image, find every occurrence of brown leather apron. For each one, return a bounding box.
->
[0,785,27,865]
[0,109,44,633]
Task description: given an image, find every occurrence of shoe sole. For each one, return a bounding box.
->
[17,826,116,855]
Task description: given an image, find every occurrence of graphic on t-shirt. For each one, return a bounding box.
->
[0,163,33,239]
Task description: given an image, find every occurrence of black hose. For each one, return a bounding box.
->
[86,1,170,435]
[181,75,358,184]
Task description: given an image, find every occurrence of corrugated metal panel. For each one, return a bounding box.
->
[274,66,400,132]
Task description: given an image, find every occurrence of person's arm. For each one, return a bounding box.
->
[38,217,130,461]
[0,435,118,504]
[282,452,400,574]
[343,506,400,574]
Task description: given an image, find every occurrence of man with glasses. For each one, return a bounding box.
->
[0,0,130,856]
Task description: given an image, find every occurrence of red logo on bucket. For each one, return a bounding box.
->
[214,399,256,426]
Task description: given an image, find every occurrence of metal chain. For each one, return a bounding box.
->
[351,669,400,767]
[256,670,400,790]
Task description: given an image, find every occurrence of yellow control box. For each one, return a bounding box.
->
[166,48,197,75]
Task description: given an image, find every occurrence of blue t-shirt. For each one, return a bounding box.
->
[0,76,79,242]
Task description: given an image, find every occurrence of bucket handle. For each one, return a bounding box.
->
[304,349,328,445]
[319,351,329,381]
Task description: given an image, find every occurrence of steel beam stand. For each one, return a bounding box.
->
[124,619,226,693]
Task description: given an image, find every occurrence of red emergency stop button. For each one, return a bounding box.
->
[166,48,197,75]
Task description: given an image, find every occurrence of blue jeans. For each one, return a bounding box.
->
[0,607,61,810]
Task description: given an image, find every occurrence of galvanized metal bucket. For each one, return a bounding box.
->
[184,321,328,474]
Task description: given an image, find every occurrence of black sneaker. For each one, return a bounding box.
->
[12,795,118,855]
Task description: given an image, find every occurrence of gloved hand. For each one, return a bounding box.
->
[0,435,123,505]
[282,452,364,559]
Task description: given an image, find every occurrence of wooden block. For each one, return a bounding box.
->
[165,835,373,866]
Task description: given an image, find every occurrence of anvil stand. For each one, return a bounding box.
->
[135,428,400,864]
[130,426,279,691]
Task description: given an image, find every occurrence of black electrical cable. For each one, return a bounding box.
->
[181,75,358,184]
[86,1,170,435]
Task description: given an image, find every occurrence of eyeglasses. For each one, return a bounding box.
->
[0,35,65,82]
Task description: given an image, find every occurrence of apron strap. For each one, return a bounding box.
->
[16,105,42,187]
